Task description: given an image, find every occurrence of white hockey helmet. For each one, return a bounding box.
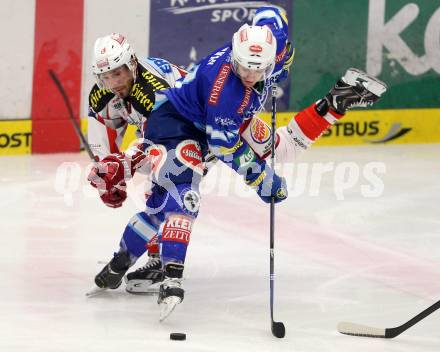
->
[92,33,137,88]
[231,24,276,77]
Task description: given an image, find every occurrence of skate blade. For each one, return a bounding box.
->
[159,296,182,322]
[343,68,388,97]
[125,281,161,295]
[86,286,107,297]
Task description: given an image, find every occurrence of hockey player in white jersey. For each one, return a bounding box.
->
[87,33,187,161]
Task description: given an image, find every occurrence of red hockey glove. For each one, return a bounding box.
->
[88,148,148,208]
[88,154,128,208]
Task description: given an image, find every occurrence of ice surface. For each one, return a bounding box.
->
[0,144,439,351]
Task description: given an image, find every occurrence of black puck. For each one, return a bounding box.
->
[170,333,186,341]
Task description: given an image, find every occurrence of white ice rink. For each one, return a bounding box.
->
[1,144,439,352]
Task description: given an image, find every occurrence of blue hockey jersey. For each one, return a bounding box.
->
[157,38,288,175]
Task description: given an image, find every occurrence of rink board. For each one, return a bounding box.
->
[1,109,439,155]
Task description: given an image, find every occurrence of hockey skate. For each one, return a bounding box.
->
[325,68,388,115]
[158,263,185,322]
[125,254,163,294]
[86,250,131,297]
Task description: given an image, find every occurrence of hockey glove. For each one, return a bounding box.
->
[88,154,129,208]
[245,164,288,204]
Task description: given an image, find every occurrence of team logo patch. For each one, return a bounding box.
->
[250,118,271,144]
[176,140,204,175]
[161,214,193,245]
[181,189,201,213]
[277,187,287,199]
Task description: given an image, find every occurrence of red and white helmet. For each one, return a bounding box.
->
[92,33,137,88]
[231,24,277,76]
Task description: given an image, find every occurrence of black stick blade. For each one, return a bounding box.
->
[271,321,286,338]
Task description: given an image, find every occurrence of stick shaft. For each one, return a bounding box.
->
[49,70,96,161]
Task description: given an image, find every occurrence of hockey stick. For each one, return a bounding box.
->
[48,69,96,161]
[269,86,285,339]
[338,300,440,338]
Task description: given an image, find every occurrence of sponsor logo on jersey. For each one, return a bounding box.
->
[208,64,231,105]
[162,214,193,245]
[145,144,167,177]
[276,45,287,64]
[89,87,112,110]
[140,70,168,92]
[237,87,252,114]
[176,140,204,175]
[236,146,256,169]
[131,83,155,111]
[250,118,271,144]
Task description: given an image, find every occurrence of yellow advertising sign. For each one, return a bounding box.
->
[2,109,439,156]
[259,109,440,146]
[0,120,32,155]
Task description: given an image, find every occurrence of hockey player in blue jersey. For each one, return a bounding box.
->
[89,6,387,321]
[89,6,292,321]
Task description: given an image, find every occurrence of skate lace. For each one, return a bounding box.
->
[347,98,372,109]
[136,256,161,273]
[346,86,374,109]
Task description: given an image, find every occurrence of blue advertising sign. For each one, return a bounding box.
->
[149,0,293,111]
